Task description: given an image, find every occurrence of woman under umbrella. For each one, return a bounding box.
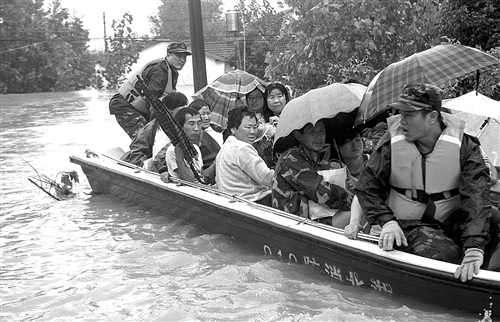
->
[263,83,291,124]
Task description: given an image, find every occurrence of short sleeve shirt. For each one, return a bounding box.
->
[166,144,203,181]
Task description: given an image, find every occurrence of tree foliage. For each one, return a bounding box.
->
[149,0,225,41]
[440,0,500,51]
[226,0,284,78]
[102,13,144,89]
[0,0,93,93]
[266,0,443,94]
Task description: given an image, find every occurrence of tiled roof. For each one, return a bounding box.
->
[202,39,290,61]
[203,41,235,61]
[141,39,289,62]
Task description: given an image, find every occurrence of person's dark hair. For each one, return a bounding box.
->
[245,88,264,113]
[162,92,188,110]
[188,99,209,111]
[227,106,257,132]
[262,83,290,121]
[175,107,199,126]
[335,127,361,146]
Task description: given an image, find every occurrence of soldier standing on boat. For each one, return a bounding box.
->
[108,42,192,139]
[356,83,500,282]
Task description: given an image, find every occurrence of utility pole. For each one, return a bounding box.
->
[188,0,207,92]
[103,12,108,52]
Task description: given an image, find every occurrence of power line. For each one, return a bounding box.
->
[0,41,49,54]
[0,35,283,42]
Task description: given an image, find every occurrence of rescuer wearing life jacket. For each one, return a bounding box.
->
[109,42,192,139]
[355,83,499,282]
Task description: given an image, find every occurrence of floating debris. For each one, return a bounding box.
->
[21,156,79,201]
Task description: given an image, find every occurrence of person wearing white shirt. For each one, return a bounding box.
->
[165,107,214,182]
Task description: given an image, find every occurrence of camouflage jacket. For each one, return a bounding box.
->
[355,133,492,251]
[272,144,351,218]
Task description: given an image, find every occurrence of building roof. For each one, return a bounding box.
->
[140,38,289,62]
[203,41,235,61]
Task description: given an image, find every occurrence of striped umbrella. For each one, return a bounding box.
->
[192,70,268,130]
[135,76,203,183]
[355,44,500,126]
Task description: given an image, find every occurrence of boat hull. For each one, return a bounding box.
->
[70,154,500,318]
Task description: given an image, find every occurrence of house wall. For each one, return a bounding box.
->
[125,42,228,96]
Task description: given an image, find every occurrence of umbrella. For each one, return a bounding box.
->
[274,83,367,154]
[136,76,204,183]
[355,44,500,126]
[192,70,268,130]
[442,91,500,120]
[443,91,500,166]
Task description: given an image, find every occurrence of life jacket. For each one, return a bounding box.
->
[118,59,174,116]
[386,113,465,223]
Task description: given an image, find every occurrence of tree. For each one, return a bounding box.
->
[102,13,144,89]
[149,0,225,41]
[439,0,500,100]
[40,0,94,91]
[0,0,93,93]
[440,0,500,51]
[226,0,285,78]
[266,0,443,94]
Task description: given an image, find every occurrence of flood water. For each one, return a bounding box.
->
[0,90,492,321]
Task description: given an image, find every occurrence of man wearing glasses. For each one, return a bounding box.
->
[109,42,192,139]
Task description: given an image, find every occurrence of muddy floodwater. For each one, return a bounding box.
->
[0,90,490,321]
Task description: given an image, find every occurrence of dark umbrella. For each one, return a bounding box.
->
[355,44,500,126]
[135,76,204,183]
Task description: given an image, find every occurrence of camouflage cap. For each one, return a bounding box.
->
[388,83,442,112]
[167,42,192,55]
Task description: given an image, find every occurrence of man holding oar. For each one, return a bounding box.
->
[109,42,191,138]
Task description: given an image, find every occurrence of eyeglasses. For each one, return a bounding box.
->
[247,96,263,102]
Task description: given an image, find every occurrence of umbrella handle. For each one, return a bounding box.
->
[475,117,490,137]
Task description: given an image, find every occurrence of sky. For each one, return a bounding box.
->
[57,0,241,50]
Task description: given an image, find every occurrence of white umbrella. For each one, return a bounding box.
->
[442,91,500,120]
[443,91,500,166]
[274,83,366,154]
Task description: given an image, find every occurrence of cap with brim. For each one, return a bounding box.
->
[388,83,442,112]
[167,42,192,55]
[388,99,433,112]
[170,48,192,55]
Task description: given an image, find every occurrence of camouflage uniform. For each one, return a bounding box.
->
[272,144,351,218]
[120,119,161,167]
[356,132,493,263]
[109,60,179,139]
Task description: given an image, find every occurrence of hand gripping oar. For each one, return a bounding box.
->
[135,75,206,184]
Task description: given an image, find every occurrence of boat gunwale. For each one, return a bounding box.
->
[69,153,500,289]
